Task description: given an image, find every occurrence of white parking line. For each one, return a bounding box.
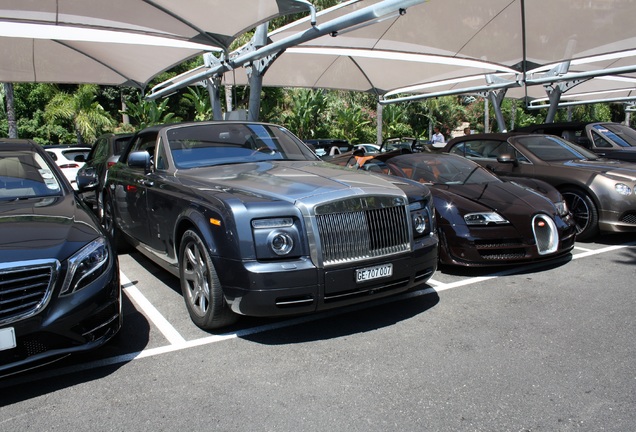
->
[123,241,636,355]
[571,243,633,259]
[573,245,593,252]
[10,240,632,384]
[121,273,186,346]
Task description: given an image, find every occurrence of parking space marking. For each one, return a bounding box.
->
[123,240,636,354]
[8,240,634,386]
[121,273,187,346]
[571,243,635,259]
[573,245,593,252]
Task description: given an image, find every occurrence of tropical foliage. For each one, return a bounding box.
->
[0,0,631,145]
[1,78,629,146]
[44,84,113,145]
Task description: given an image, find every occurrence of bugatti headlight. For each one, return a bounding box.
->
[464,212,509,226]
[60,236,109,295]
[554,200,569,216]
[615,183,633,196]
[252,217,301,259]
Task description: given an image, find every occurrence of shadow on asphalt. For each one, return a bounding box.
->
[579,232,636,246]
[0,293,151,403]
[241,290,440,345]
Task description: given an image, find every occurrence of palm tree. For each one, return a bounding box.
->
[121,92,178,130]
[2,83,18,138]
[45,84,113,145]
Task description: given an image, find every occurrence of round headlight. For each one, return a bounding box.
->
[413,214,427,234]
[615,183,632,196]
[269,231,294,255]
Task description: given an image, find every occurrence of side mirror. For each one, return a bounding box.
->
[497,153,518,166]
[76,166,97,192]
[127,151,152,172]
[76,176,97,192]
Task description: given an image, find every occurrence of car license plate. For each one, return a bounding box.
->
[356,263,393,283]
[0,327,16,351]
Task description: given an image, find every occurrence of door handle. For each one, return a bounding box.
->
[137,179,154,187]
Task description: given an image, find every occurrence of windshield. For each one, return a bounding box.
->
[515,135,599,161]
[383,139,415,153]
[389,154,499,185]
[166,123,318,169]
[0,151,63,200]
[592,123,636,148]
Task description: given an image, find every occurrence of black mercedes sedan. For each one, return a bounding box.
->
[1,139,121,377]
[102,121,439,330]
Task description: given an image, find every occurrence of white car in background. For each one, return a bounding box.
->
[354,143,381,155]
[44,145,91,189]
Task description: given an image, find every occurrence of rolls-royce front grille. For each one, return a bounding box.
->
[0,262,56,324]
[316,199,410,266]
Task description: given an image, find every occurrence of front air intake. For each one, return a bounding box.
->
[533,214,558,255]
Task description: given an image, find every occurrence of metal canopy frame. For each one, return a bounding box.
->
[144,0,636,133]
[147,0,424,102]
[0,0,319,87]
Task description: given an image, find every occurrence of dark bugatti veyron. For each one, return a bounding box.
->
[333,151,577,267]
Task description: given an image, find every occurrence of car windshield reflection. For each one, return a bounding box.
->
[593,123,636,148]
[390,155,499,185]
[515,135,600,161]
[0,151,63,200]
[167,123,317,169]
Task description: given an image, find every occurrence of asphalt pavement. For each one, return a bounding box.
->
[1,233,635,431]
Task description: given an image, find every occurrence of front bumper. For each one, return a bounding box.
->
[218,238,438,317]
[438,220,576,267]
[598,209,636,234]
[0,259,122,376]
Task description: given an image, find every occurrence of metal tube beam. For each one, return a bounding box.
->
[147,0,425,100]
[527,65,636,86]
[527,95,636,110]
[380,80,520,105]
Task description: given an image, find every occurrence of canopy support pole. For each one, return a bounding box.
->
[245,23,271,121]
[475,75,509,132]
[203,53,223,120]
[376,101,384,145]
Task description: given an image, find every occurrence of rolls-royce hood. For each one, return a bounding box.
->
[0,194,102,263]
[178,160,412,203]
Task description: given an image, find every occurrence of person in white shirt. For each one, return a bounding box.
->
[431,127,445,147]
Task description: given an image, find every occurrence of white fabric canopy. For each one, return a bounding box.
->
[219,0,636,104]
[1,0,634,105]
[0,0,314,87]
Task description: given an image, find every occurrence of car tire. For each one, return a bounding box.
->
[560,187,599,241]
[103,195,129,252]
[179,229,237,330]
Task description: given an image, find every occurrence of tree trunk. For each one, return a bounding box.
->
[3,82,17,138]
[121,90,130,125]
[225,85,233,113]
